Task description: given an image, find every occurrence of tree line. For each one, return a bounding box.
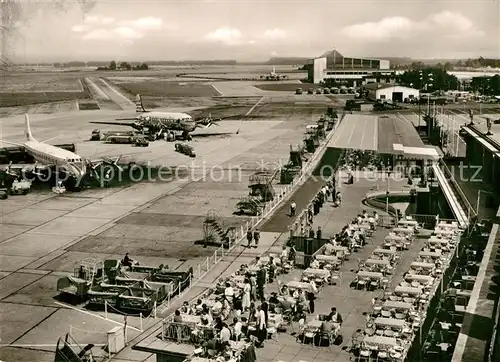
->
[96,61,148,71]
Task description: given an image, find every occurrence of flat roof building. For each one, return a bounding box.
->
[308,49,391,84]
[365,83,420,103]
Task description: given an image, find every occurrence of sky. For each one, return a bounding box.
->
[1,0,499,62]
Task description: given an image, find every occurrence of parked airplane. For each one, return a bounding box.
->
[261,66,287,81]
[90,94,221,140]
[0,114,122,186]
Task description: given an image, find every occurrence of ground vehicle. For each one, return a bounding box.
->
[295,88,303,95]
[330,87,339,94]
[90,129,101,140]
[315,89,322,94]
[307,89,314,95]
[103,131,137,144]
[10,179,31,195]
[134,136,149,147]
[175,143,196,157]
[323,88,331,94]
[0,188,8,199]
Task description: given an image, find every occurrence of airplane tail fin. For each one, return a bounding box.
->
[25,114,35,141]
[135,94,146,113]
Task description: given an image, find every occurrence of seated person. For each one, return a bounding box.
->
[232,317,242,341]
[320,319,334,336]
[180,301,191,314]
[328,307,343,324]
[310,259,320,269]
[173,309,183,323]
[219,323,232,345]
[268,292,280,305]
[213,298,224,314]
[122,253,134,268]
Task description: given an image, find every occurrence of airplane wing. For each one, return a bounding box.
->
[90,121,136,127]
[190,132,237,138]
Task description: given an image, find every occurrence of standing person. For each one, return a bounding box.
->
[316,226,322,240]
[246,230,253,248]
[253,229,260,248]
[290,201,296,217]
[307,290,316,314]
[250,275,258,301]
[242,278,251,311]
[256,267,266,301]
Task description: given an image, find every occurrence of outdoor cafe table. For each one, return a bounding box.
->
[398,220,418,227]
[303,268,330,279]
[374,317,406,329]
[316,254,339,263]
[374,248,396,256]
[383,301,413,311]
[404,274,433,284]
[393,227,414,235]
[394,286,422,296]
[366,259,390,266]
[434,228,455,237]
[357,271,383,279]
[437,221,459,230]
[307,319,323,329]
[410,262,435,270]
[363,335,398,348]
[428,237,451,246]
[419,251,442,259]
[180,314,202,325]
[385,235,406,242]
[287,281,313,292]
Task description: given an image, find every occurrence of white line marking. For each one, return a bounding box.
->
[0,344,106,348]
[211,84,222,96]
[53,301,140,332]
[245,97,264,117]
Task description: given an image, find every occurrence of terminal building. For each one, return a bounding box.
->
[307,49,391,84]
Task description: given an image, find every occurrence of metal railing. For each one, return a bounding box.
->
[438,159,477,219]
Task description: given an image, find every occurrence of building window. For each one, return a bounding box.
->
[379,95,386,99]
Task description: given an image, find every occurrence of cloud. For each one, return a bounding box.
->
[263,28,287,40]
[205,27,243,45]
[119,17,164,30]
[82,27,143,41]
[113,27,143,39]
[84,15,115,25]
[71,25,87,33]
[341,11,484,41]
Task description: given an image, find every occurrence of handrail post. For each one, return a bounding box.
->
[104,300,108,320]
[140,313,143,331]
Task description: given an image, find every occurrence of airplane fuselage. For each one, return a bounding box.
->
[137,112,197,132]
[24,140,86,179]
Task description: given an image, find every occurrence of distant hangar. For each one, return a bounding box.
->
[364,83,420,103]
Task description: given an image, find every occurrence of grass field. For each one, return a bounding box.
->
[2,73,84,92]
[0,92,89,107]
[118,81,221,97]
[254,82,317,92]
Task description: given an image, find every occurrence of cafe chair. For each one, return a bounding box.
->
[358,348,371,361]
[377,350,389,361]
[357,278,368,290]
[330,271,342,285]
[267,325,279,342]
